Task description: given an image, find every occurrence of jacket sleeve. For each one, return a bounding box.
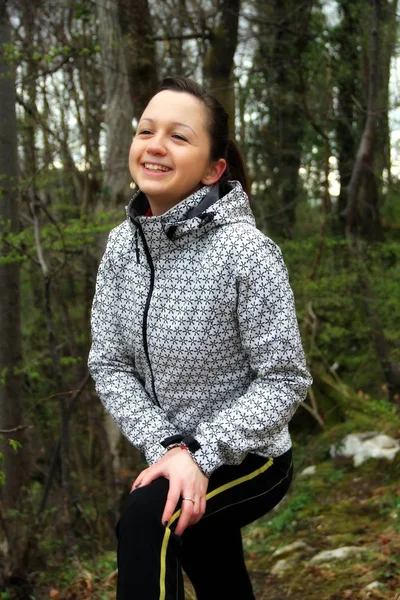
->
[193,234,313,477]
[87,228,181,466]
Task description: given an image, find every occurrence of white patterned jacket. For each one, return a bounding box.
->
[88,180,313,477]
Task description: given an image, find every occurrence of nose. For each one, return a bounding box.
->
[146,134,167,156]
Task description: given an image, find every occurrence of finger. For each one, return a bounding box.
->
[189,498,204,526]
[200,496,207,517]
[131,471,146,492]
[131,466,156,492]
[162,486,181,526]
[131,480,145,491]
[135,464,165,489]
[175,501,193,536]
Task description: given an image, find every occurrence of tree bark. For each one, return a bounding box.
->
[0,2,31,590]
[338,0,394,241]
[369,0,398,216]
[256,0,314,238]
[344,0,400,400]
[95,0,134,207]
[118,0,158,121]
[344,0,382,239]
[335,0,363,235]
[203,0,241,134]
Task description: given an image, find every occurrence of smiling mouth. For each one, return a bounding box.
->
[142,163,172,172]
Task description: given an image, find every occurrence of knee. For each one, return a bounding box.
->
[116,477,169,536]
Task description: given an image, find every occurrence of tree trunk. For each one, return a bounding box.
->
[338,0,393,241]
[344,0,400,400]
[95,0,134,207]
[163,0,188,75]
[344,0,382,239]
[0,3,32,592]
[370,0,398,212]
[256,0,314,239]
[203,0,241,134]
[118,0,158,121]
[335,0,363,235]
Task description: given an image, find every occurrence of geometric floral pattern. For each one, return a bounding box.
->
[88,180,313,477]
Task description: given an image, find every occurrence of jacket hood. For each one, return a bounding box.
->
[125,180,255,247]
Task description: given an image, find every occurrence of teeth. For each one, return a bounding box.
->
[144,163,170,172]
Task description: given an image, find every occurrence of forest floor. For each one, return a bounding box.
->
[39,406,400,600]
[241,431,400,600]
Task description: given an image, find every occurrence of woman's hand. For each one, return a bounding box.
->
[131,447,209,535]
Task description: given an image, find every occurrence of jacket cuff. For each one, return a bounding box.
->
[144,441,169,466]
[190,437,223,478]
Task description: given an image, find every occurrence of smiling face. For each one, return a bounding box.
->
[129,90,226,215]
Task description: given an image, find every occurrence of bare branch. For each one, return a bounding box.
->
[0,425,33,434]
[38,372,91,515]
[30,201,49,278]
[152,32,211,41]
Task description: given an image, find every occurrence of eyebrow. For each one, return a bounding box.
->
[139,117,198,138]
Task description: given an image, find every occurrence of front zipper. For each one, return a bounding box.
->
[134,228,140,264]
[136,221,160,408]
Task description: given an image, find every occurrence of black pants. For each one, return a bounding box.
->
[116,449,293,600]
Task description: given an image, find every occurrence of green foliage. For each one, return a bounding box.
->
[8,439,22,452]
[266,489,318,534]
[279,235,400,396]
[73,0,94,21]
[1,43,23,64]
[32,551,117,600]
[382,181,400,228]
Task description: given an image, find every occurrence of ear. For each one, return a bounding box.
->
[201,158,227,186]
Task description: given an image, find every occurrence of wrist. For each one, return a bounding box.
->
[161,435,207,476]
[161,434,201,454]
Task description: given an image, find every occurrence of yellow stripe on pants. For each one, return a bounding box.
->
[158,457,274,600]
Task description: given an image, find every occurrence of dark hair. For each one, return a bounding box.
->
[156,76,251,199]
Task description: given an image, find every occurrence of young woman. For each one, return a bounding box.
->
[88,75,312,600]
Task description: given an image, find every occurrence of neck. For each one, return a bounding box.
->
[146,184,203,216]
[147,197,180,216]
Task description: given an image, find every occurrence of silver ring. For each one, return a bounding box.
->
[182,497,195,505]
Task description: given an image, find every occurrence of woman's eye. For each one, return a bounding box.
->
[172,133,187,141]
[138,129,152,135]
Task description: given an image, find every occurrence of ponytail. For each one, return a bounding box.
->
[221,139,251,199]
